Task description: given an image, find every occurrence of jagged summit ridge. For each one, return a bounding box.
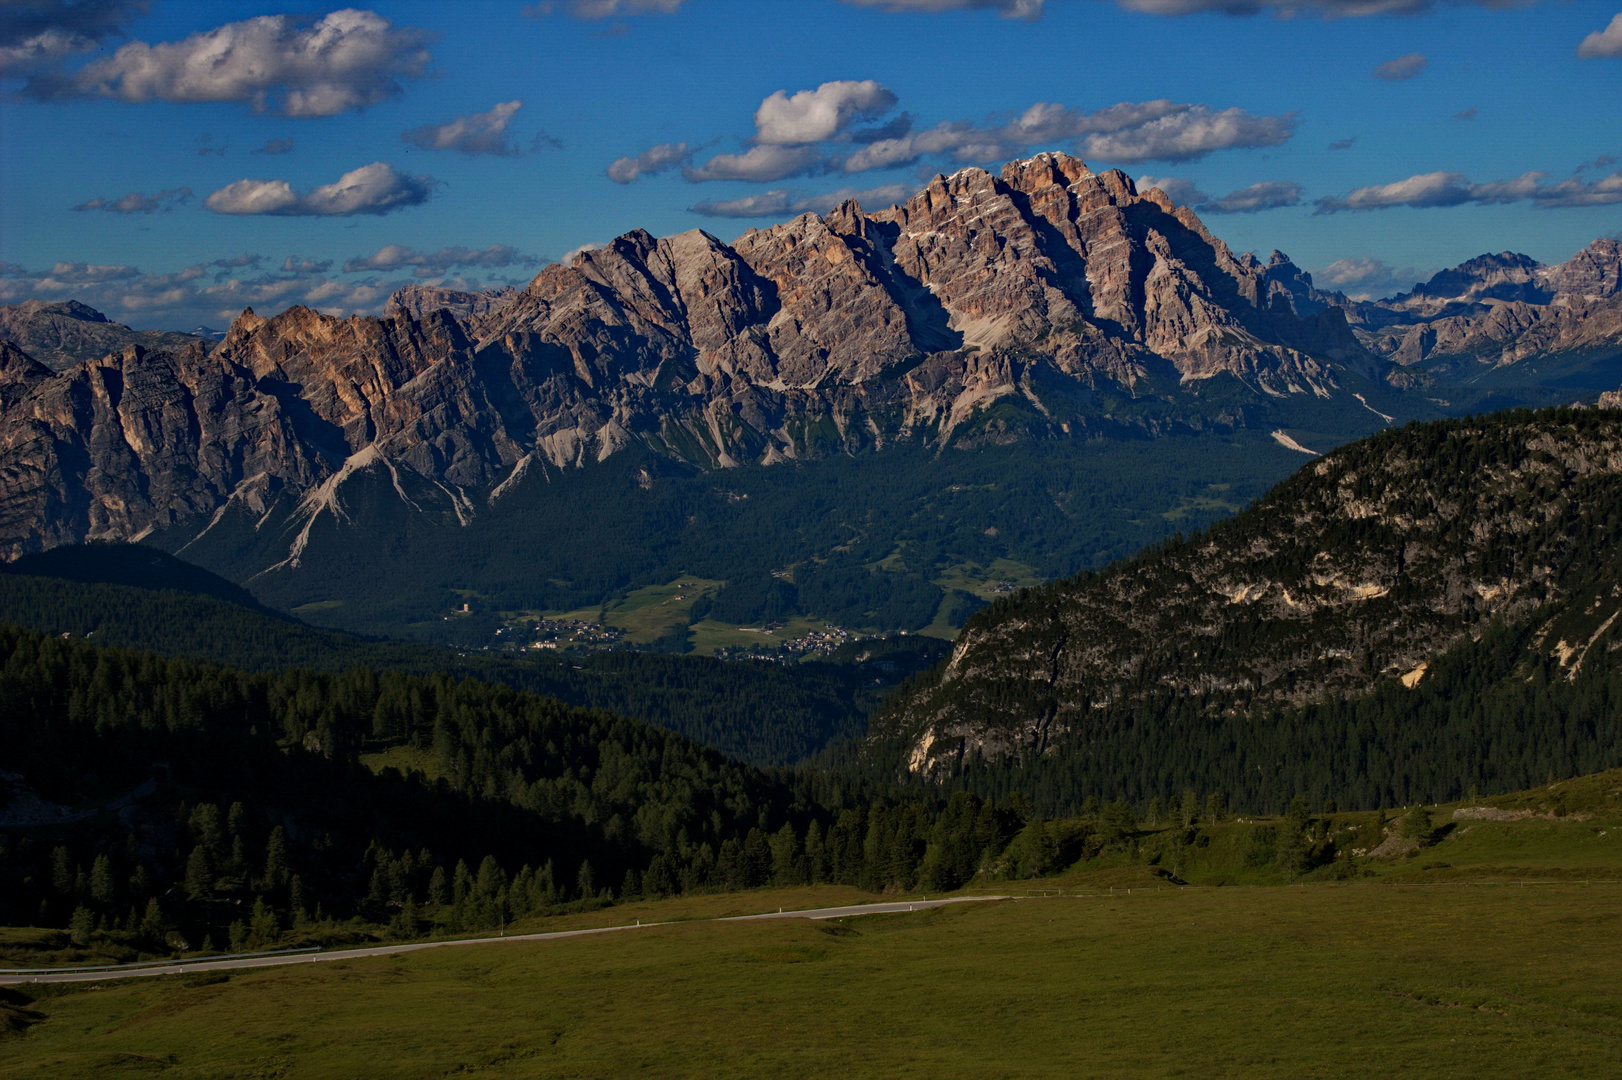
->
[0,152,1595,567]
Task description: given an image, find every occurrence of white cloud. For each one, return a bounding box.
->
[26,9,431,117]
[523,0,686,16]
[1312,257,1425,300]
[404,100,526,156]
[848,0,1525,17]
[34,261,142,284]
[840,0,1045,17]
[682,144,825,182]
[1078,107,1296,163]
[280,257,331,274]
[1135,175,1209,205]
[559,242,606,265]
[1200,180,1302,213]
[1373,52,1428,80]
[0,0,142,77]
[839,100,1295,172]
[342,244,539,276]
[1577,13,1622,58]
[1116,0,1490,15]
[1136,175,1299,213]
[621,88,1290,188]
[1316,169,1622,212]
[205,162,437,217]
[72,187,192,214]
[754,80,899,145]
[606,141,691,183]
[689,190,795,218]
[0,248,530,331]
[689,182,914,218]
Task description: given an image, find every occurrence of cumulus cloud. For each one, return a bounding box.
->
[1115,0,1503,15]
[624,86,1292,188]
[523,0,685,16]
[1578,13,1622,58]
[1078,106,1295,163]
[1136,175,1300,213]
[1135,175,1209,205]
[280,257,331,274]
[1312,257,1425,300]
[205,162,437,217]
[0,244,529,330]
[754,80,899,145]
[841,0,1045,16]
[404,100,526,156]
[1374,52,1428,80]
[847,0,1524,17]
[342,244,539,277]
[72,186,192,214]
[670,80,900,183]
[0,0,143,77]
[690,182,914,218]
[682,144,825,183]
[252,138,294,155]
[606,141,691,183]
[1316,168,1622,212]
[22,9,431,117]
[1199,180,1303,213]
[842,99,1294,172]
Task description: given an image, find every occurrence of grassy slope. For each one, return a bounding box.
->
[4,884,1620,1079]
[7,773,1622,1077]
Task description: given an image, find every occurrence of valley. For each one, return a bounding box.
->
[1,107,1620,1080]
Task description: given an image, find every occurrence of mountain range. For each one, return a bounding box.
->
[0,153,1618,634]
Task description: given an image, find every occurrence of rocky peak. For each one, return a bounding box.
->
[0,341,51,388]
[1543,238,1622,300]
[0,300,200,371]
[387,284,519,322]
[1388,252,1552,315]
[19,299,109,323]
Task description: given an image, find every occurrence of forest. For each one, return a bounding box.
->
[0,625,1039,955]
[0,552,949,767]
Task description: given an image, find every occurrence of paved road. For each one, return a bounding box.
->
[0,896,1004,986]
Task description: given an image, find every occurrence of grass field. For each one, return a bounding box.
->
[5,882,1622,1078]
[550,576,725,645]
[8,779,1622,1077]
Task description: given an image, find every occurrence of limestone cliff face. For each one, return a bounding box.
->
[877,415,1622,776]
[0,152,1488,561]
[0,342,320,558]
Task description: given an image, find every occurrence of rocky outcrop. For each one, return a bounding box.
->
[0,300,201,371]
[386,284,519,322]
[877,414,1622,776]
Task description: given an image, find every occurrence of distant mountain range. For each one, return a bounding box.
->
[0,299,202,371]
[0,153,1618,632]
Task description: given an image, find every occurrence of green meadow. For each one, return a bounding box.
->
[4,882,1621,1079]
[6,777,1622,1078]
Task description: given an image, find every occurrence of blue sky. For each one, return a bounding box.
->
[1,0,1619,329]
